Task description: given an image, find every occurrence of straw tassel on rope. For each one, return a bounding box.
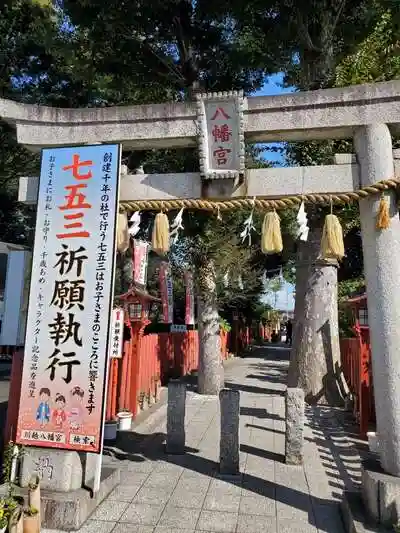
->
[320,213,345,260]
[376,193,390,230]
[117,211,130,254]
[261,211,283,254]
[152,212,170,255]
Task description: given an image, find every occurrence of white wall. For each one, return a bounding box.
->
[0,251,32,346]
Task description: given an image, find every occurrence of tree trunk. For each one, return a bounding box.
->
[197,258,224,395]
[115,248,133,296]
[288,222,344,405]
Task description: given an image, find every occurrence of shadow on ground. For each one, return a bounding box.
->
[305,406,366,499]
[105,428,342,533]
[239,344,364,501]
[103,343,354,533]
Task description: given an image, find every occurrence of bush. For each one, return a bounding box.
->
[220,318,231,333]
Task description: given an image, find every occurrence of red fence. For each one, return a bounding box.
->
[104,327,240,421]
[172,331,199,376]
[4,325,251,444]
[340,328,375,438]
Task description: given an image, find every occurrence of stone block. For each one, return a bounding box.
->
[379,477,400,527]
[20,447,83,492]
[83,453,100,486]
[333,153,356,165]
[166,381,186,454]
[362,458,400,527]
[285,388,304,465]
[1,466,119,531]
[219,388,240,475]
[361,460,380,523]
[341,490,387,533]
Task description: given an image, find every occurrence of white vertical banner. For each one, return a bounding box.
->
[16,144,120,453]
[109,308,124,359]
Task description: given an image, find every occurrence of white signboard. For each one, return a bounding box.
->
[110,308,124,359]
[196,92,245,179]
[170,324,187,333]
[16,144,120,453]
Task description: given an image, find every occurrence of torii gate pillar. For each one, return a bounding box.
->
[355,123,400,476]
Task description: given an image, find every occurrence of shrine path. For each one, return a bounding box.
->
[45,344,363,533]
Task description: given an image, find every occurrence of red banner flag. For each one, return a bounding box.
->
[133,240,149,287]
[184,270,195,325]
[159,262,173,323]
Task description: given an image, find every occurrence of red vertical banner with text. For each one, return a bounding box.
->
[16,144,120,453]
[184,270,195,326]
[159,262,173,323]
[133,240,149,287]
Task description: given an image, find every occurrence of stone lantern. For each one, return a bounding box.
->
[117,284,160,331]
[114,284,161,414]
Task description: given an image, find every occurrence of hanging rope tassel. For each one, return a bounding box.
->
[261,211,283,255]
[376,194,390,230]
[152,212,170,255]
[117,212,130,253]
[320,214,345,260]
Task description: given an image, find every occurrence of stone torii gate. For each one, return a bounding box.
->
[2,80,400,524]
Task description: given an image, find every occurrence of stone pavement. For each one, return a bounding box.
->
[44,345,364,533]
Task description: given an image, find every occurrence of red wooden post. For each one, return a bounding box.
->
[159,332,169,383]
[4,350,24,444]
[119,339,129,410]
[359,328,371,438]
[130,322,148,416]
[111,358,119,418]
[106,359,113,421]
[181,333,188,375]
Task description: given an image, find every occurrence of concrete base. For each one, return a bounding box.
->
[0,466,120,531]
[341,490,388,533]
[20,447,83,492]
[362,458,400,527]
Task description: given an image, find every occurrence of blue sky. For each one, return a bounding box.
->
[255,74,296,312]
[257,72,292,96]
[255,73,293,166]
[263,280,294,312]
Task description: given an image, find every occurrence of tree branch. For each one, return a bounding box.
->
[295,8,320,52]
[329,0,347,42]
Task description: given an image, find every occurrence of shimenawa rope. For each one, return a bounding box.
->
[119,178,400,213]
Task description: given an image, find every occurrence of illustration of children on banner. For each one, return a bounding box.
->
[68,386,85,431]
[36,387,51,428]
[52,393,67,429]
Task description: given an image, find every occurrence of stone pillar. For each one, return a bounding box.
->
[219,389,240,475]
[355,123,400,476]
[166,381,186,454]
[285,388,305,465]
